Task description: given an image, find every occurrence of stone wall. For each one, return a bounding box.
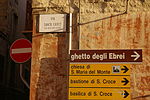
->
[31,0,150,100]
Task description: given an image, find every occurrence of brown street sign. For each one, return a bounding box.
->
[70,49,142,63]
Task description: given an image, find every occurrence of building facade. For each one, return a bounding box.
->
[31,0,150,100]
[0,0,32,100]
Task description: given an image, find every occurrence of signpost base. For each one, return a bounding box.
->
[20,64,30,89]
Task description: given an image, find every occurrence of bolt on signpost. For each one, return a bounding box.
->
[10,38,32,89]
[69,49,142,100]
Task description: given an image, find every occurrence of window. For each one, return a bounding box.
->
[0,55,4,83]
[12,14,18,35]
[10,13,18,41]
[15,0,18,5]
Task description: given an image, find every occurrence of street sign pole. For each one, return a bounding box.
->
[10,38,32,89]
[20,64,30,89]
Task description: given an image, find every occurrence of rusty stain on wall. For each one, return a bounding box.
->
[80,12,150,100]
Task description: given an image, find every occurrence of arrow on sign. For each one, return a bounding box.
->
[131,51,140,61]
[121,66,129,73]
[121,78,129,85]
[123,90,129,98]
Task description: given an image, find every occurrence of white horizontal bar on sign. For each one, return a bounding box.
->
[12,48,32,54]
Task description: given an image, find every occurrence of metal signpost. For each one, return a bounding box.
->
[69,49,142,100]
[10,39,32,63]
[10,38,32,89]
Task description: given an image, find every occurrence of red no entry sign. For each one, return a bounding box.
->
[10,39,32,63]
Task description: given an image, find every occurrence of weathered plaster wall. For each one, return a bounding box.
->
[80,12,150,100]
[31,0,71,99]
[31,0,150,100]
[31,2,70,98]
[79,0,150,100]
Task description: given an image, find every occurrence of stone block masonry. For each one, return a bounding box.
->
[31,0,150,100]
